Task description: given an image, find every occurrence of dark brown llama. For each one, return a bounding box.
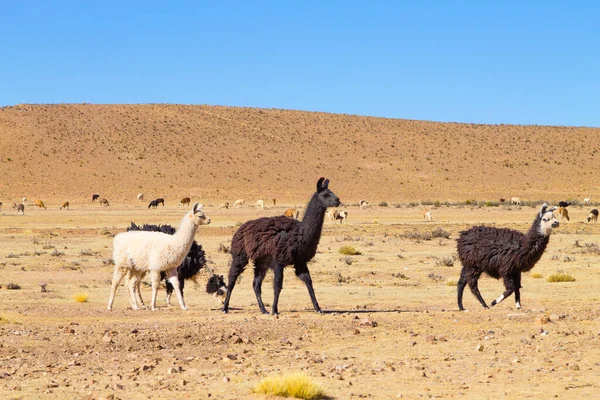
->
[222,177,340,315]
[457,203,559,311]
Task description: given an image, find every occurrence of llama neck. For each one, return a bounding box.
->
[299,193,326,250]
[170,212,198,254]
[520,217,550,271]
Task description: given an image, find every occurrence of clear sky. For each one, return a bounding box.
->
[1,1,598,126]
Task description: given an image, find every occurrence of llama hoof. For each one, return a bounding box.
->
[222,308,229,314]
[491,300,497,306]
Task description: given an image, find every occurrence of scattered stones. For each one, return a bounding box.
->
[476,344,484,352]
[536,315,550,325]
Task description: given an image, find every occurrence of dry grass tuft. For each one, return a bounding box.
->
[546,273,575,283]
[73,292,89,303]
[253,372,325,399]
[530,272,544,279]
[339,246,361,256]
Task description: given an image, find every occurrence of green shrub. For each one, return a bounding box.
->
[339,246,361,255]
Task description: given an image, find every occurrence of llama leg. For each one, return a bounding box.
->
[271,264,285,315]
[514,274,522,309]
[149,270,161,311]
[127,272,140,310]
[294,262,322,313]
[467,274,489,309]
[136,271,146,306]
[491,275,518,307]
[457,268,468,311]
[252,261,269,314]
[107,267,126,311]
[166,268,187,311]
[222,253,248,313]
[162,271,174,306]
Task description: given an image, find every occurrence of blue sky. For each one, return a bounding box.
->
[1,1,598,126]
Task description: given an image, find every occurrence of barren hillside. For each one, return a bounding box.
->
[0,104,598,204]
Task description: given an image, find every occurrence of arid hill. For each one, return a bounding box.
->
[0,104,598,204]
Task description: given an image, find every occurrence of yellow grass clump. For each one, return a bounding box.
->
[546,273,575,283]
[445,279,458,286]
[530,272,544,279]
[339,246,361,255]
[253,373,325,400]
[73,293,89,303]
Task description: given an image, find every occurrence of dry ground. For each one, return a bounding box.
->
[1,202,599,399]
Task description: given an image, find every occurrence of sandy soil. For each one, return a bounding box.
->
[1,202,599,399]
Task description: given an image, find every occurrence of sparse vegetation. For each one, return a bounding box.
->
[253,373,325,400]
[73,292,89,303]
[547,273,575,282]
[7,283,21,290]
[530,272,544,279]
[339,246,361,255]
[218,242,230,253]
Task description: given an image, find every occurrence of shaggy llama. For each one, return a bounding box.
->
[222,177,340,315]
[457,203,559,310]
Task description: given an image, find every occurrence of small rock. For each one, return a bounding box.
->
[226,354,237,361]
[359,318,377,327]
[222,376,230,382]
[167,367,178,375]
[102,333,112,344]
[425,335,436,344]
[476,344,484,352]
[549,314,562,323]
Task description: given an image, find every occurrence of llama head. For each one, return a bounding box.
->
[539,203,559,236]
[206,274,228,303]
[316,177,341,208]
[191,202,211,226]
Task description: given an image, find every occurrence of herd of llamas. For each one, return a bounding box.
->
[2,183,598,314]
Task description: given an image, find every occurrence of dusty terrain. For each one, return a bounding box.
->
[1,104,599,204]
[1,105,599,399]
[0,202,599,399]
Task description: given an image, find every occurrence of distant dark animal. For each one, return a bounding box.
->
[13,203,24,215]
[499,198,506,203]
[558,201,571,208]
[333,210,348,224]
[155,198,165,206]
[0,201,2,210]
[99,198,110,206]
[92,194,100,202]
[272,198,277,206]
[60,201,70,210]
[148,198,164,208]
[457,203,559,310]
[126,223,227,306]
[179,197,191,206]
[587,209,598,223]
[222,177,340,315]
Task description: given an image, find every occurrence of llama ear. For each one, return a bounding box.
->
[192,202,200,213]
[322,179,330,189]
[539,203,548,216]
[317,177,325,192]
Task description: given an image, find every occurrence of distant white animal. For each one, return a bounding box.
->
[333,210,348,224]
[219,202,229,209]
[583,197,591,205]
[510,197,522,206]
[359,200,370,209]
[256,199,265,210]
[137,193,144,202]
[233,199,245,208]
[423,209,432,221]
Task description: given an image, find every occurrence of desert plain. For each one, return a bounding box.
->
[0,104,599,399]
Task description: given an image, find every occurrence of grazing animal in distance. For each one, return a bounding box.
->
[108,203,211,311]
[179,197,191,206]
[256,199,265,210]
[222,177,340,315]
[99,198,110,206]
[272,198,277,206]
[137,193,144,202]
[558,201,571,208]
[333,210,348,224]
[13,203,25,215]
[219,202,230,209]
[283,208,300,220]
[359,200,370,209]
[233,199,245,208]
[583,197,591,205]
[126,223,228,306]
[148,199,160,209]
[499,198,506,203]
[92,194,100,202]
[510,197,522,206]
[60,201,70,210]
[33,199,46,209]
[457,203,559,310]
[557,206,569,221]
[587,209,598,223]
[423,209,432,221]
